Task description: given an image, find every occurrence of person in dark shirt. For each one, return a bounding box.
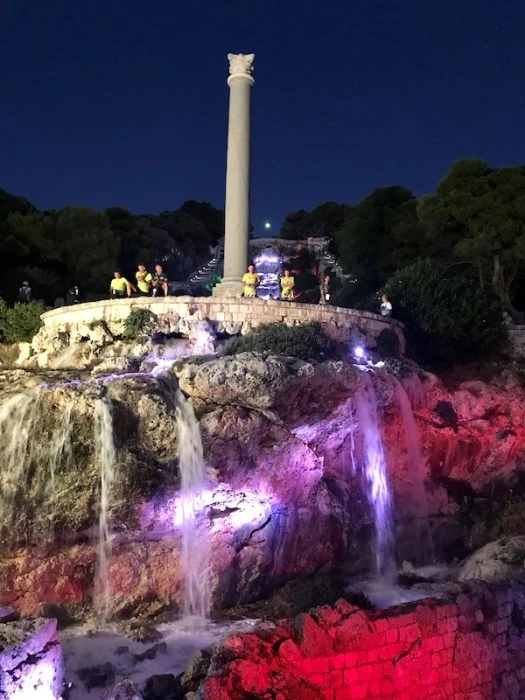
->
[18,281,32,303]
[152,264,169,297]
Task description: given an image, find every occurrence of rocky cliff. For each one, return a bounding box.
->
[0,353,524,621]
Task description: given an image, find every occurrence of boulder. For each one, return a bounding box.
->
[458,536,525,582]
[173,352,364,424]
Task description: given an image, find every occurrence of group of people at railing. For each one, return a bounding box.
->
[110,263,169,298]
[241,262,393,316]
[241,263,334,304]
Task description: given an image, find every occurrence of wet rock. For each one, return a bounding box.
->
[458,536,525,582]
[0,608,18,623]
[39,602,83,629]
[101,677,143,699]
[143,673,183,699]
[181,648,212,690]
[91,357,142,376]
[133,641,168,663]
[77,661,116,690]
[118,621,163,643]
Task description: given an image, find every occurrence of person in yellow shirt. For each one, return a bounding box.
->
[110,271,132,298]
[241,264,260,298]
[135,263,153,296]
[280,268,295,300]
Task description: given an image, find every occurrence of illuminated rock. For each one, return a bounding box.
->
[0,618,64,699]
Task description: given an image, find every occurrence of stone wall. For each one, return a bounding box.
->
[199,578,525,699]
[40,297,405,352]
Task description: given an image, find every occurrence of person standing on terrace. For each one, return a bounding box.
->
[380,293,392,317]
[242,264,260,298]
[135,263,152,296]
[280,268,295,300]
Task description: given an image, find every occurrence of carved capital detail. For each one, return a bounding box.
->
[227,53,255,81]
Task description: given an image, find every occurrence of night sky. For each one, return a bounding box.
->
[2,0,524,235]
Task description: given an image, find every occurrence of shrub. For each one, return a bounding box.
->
[220,322,341,361]
[0,301,45,343]
[375,328,400,358]
[383,259,504,365]
[122,308,157,340]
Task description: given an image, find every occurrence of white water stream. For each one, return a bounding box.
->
[93,397,118,622]
[352,378,395,578]
[175,393,213,618]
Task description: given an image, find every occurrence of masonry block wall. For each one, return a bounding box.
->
[200,578,525,700]
[39,297,405,354]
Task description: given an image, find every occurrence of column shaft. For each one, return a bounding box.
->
[213,53,255,298]
[223,79,252,282]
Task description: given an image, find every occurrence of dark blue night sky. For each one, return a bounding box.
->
[2,0,524,234]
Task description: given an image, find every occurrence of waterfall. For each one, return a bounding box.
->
[393,378,434,563]
[175,391,212,618]
[93,397,117,622]
[353,379,395,577]
[0,386,117,622]
[0,391,75,543]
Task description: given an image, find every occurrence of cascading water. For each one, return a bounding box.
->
[149,359,213,617]
[0,390,75,543]
[175,391,213,617]
[353,378,395,578]
[393,378,434,563]
[0,385,118,622]
[93,397,117,622]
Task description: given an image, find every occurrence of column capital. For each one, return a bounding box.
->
[227,53,255,86]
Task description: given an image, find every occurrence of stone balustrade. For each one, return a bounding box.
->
[40,296,405,353]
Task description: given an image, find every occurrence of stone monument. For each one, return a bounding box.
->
[213,53,255,297]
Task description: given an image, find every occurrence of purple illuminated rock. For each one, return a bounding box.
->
[0,617,64,698]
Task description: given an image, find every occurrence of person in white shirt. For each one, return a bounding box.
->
[380,294,392,317]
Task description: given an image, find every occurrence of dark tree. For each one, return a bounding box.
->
[418,159,525,319]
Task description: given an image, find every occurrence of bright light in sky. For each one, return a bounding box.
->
[264,222,271,229]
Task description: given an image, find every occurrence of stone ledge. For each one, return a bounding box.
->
[40,297,405,353]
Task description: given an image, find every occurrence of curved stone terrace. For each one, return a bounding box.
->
[41,296,405,353]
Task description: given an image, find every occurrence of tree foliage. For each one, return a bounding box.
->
[336,187,424,294]
[383,259,503,364]
[0,188,224,304]
[418,159,525,319]
[279,202,351,241]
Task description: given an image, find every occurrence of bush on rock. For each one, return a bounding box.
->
[122,308,157,340]
[0,300,45,343]
[220,322,341,362]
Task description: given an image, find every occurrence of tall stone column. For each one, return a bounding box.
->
[213,53,255,297]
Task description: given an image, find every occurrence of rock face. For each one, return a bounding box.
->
[0,616,64,698]
[0,354,525,620]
